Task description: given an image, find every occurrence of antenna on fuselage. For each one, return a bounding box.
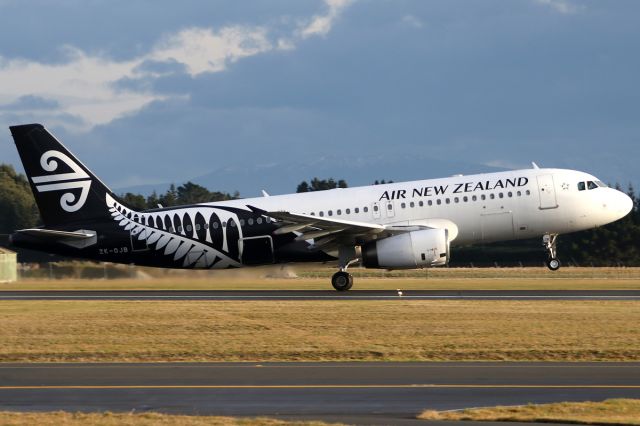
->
[531,162,540,169]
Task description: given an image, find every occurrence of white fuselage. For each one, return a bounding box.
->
[213,168,632,247]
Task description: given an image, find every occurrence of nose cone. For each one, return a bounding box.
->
[619,191,634,217]
[612,190,633,221]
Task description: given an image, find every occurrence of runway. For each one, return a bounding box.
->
[1,362,639,425]
[2,289,640,300]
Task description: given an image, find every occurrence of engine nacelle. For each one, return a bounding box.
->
[361,229,449,269]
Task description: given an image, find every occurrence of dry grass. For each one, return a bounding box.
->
[419,398,640,424]
[0,411,341,426]
[4,266,640,291]
[0,300,639,362]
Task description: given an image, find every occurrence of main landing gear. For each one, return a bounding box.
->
[543,234,561,271]
[331,247,359,291]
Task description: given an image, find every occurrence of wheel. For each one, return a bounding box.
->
[546,257,561,271]
[331,271,353,291]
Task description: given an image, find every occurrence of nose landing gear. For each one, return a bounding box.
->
[543,234,560,271]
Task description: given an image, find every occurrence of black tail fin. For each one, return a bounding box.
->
[10,123,121,228]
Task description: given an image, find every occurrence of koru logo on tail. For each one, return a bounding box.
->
[31,150,91,212]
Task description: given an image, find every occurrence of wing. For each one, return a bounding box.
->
[247,205,460,251]
[247,205,386,248]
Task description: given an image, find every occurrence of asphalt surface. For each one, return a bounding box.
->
[2,289,640,300]
[1,362,639,425]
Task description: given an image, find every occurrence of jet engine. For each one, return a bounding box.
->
[361,229,449,269]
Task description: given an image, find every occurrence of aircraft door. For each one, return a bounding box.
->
[536,174,558,209]
[384,201,395,218]
[372,202,381,219]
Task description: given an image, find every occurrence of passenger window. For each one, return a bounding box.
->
[517,191,521,196]
[472,195,477,201]
[454,197,459,203]
[239,220,245,227]
[463,196,468,202]
[336,209,341,215]
[364,207,369,213]
[499,193,504,199]
[213,222,219,229]
[490,194,495,200]
[346,208,350,214]
[355,207,360,213]
[230,221,236,228]
[256,217,263,224]
[419,201,424,207]
[578,182,586,191]
[222,221,227,228]
[436,199,441,205]
[328,210,333,216]
[388,204,394,210]
[319,212,324,217]
[401,202,406,208]
[587,181,598,190]
[481,194,486,201]
[248,218,254,225]
[526,190,531,195]
[508,192,513,197]
[195,224,200,231]
[373,205,379,212]
[410,202,415,208]
[445,198,450,204]
[177,226,183,232]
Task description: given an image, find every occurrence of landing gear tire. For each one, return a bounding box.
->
[331,271,353,291]
[542,234,560,272]
[546,257,561,271]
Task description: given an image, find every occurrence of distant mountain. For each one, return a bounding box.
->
[115,154,507,198]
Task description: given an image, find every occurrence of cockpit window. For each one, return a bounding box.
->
[595,180,608,188]
[587,181,598,190]
[578,182,586,191]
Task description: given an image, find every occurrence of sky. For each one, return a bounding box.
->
[0,0,638,196]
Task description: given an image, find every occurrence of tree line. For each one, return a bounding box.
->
[1,163,639,266]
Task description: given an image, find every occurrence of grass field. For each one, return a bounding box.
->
[419,398,640,424]
[1,299,639,362]
[4,266,640,290]
[0,412,340,426]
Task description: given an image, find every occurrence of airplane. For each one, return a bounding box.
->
[8,123,633,291]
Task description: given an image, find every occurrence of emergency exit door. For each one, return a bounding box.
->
[536,174,558,209]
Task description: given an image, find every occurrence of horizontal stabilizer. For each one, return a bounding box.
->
[16,228,96,240]
[15,228,97,249]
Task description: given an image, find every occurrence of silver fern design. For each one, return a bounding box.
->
[106,194,243,268]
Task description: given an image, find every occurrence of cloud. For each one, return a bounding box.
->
[298,0,353,38]
[0,0,354,131]
[534,0,580,14]
[150,26,273,76]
